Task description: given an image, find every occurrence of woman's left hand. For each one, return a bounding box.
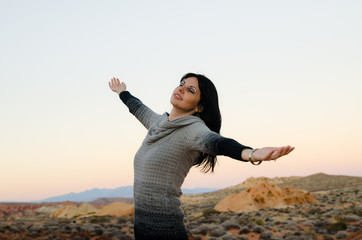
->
[252,146,295,162]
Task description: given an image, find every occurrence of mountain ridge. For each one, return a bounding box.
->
[35,186,218,203]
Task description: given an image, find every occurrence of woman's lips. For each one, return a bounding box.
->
[174,94,182,100]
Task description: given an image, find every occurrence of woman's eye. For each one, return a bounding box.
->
[188,89,195,94]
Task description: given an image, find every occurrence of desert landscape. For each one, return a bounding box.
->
[0,173,361,240]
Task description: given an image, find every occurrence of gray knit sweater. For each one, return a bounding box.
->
[120,91,251,239]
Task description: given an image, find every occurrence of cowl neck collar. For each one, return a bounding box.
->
[144,112,203,144]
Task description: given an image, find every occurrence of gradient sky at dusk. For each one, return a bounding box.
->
[1,0,361,202]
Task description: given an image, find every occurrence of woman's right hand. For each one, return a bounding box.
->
[109,77,127,95]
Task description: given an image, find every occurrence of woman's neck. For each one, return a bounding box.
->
[168,108,194,121]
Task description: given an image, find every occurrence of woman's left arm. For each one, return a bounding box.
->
[241,146,295,164]
[192,126,294,164]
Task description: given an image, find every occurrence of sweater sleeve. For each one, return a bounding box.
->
[191,124,252,162]
[119,91,161,130]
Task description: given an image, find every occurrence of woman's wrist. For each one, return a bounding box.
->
[241,149,252,161]
[241,148,262,165]
[249,148,259,162]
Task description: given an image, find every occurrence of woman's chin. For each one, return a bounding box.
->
[170,98,180,106]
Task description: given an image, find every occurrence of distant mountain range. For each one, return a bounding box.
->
[26,173,362,203]
[37,186,218,203]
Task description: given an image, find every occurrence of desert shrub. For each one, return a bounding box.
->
[252,225,265,233]
[278,207,290,213]
[239,226,250,234]
[355,208,362,217]
[190,224,209,235]
[58,219,71,224]
[259,232,272,240]
[221,219,240,230]
[192,236,202,240]
[89,216,111,223]
[202,208,219,217]
[334,215,349,223]
[335,231,348,239]
[238,217,252,226]
[2,225,10,230]
[117,215,134,224]
[209,225,226,237]
[323,234,334,240]
[253,218,265,226]
[218,214,232,223]
[307,207,322,215]
[327,222,347,234]
[303,229,317,240]
[344,215,359,222]
[26,232,41,238]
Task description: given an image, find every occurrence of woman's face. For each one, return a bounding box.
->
[170,77,202,114]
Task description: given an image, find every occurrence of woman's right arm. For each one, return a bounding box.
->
[109,77,127,95]
[109,77,161,129]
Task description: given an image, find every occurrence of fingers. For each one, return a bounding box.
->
[266,146,282,159]
[279,146,294,156]
[271,146,295,160]
[277,146,289,157]
[264,149,277,160]
[287,146,295,154]
[109,77,121,87]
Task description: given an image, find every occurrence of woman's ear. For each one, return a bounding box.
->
[195,105,203,113]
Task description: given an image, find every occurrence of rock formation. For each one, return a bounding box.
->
[227,176,302,191]
[50,203,98,219]
[96,201,134,216]
[214,182,317,212]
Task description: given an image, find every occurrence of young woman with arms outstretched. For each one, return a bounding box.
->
[109,73,294,240]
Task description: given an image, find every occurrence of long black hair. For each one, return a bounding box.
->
[180,73,222,173]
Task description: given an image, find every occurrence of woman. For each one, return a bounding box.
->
[109,73,294,240]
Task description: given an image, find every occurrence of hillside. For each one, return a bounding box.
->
[1,173,361,240]
[1,173,360,220]
[181,172,362,216]
[278,172,362,191]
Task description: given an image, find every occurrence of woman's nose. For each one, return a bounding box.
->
[179,86,185,93]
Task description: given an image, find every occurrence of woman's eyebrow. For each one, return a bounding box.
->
[183,80,196,89]
[187,84,197,91]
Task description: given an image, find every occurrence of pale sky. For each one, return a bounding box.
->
[1,0,361,202]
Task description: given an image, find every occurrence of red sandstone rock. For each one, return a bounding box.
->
[214,182,317,212]
[96,201,134,216]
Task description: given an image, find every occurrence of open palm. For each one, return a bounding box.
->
[253,146,294,162]
[109,77,127,94]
